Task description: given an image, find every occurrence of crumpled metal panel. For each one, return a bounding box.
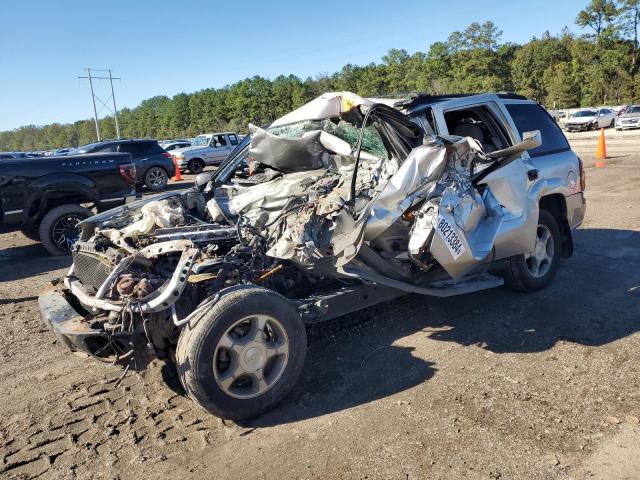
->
[363,136,479,241]
[364,143,445,240]
[420,184,503,279]
[228,170,326,230]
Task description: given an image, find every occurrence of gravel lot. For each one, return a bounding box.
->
[1,135,639,479]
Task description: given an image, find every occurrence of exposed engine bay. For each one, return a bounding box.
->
[57,92,542,368]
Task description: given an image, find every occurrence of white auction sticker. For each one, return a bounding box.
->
[435,215,466,260]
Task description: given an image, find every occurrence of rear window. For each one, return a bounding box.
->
[505,103,570,157]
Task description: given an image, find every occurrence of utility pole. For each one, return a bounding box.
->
[78,68,122,141]
[109,69,121,139]
[87,69,100,141]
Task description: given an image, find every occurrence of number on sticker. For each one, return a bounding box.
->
[436,217,465,259]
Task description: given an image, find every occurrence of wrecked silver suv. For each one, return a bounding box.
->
[39,92,586,420]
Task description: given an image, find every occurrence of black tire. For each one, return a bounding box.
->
[144,166,169,191]
[38,204,91,256]
[20,226,40,241]
[504,209,562,292]
[609,118,615,128]
[187,159,204,174]
[176,286,307,420]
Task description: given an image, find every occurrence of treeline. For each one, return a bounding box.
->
[2,0,639,152]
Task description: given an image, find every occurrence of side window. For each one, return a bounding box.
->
[95,144,118,153]
[228,134,238,146]
[505,103,570,157]
[443,105,510,153]
[118,142,153,157]
[214,135,227,147]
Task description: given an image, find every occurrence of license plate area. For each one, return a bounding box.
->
[435,216,466,260]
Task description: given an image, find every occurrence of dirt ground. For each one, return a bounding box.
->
[1,135,639,480]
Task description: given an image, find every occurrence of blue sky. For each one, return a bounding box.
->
[0,0,588,131]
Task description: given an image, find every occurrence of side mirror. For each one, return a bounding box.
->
[194,171,215,191]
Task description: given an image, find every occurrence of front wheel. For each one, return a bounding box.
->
[38,204,92,256]
[187,159,204,174]
[176,286,307,420]
[504,209,562,292]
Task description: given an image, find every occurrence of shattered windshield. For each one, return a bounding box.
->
[192,135,210,147]
[268,120,389,159]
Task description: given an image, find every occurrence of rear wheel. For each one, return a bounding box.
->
[176,286,307,420]
[38,204,91,256]
[504,209,562,292]
[144,166,169,191]
[188,159,204,174]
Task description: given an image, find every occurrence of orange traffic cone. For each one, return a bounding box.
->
[595,128,607,167]
[172,156,183,181]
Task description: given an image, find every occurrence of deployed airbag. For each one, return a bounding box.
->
[249,125,329,173]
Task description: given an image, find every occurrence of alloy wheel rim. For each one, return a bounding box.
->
[524,224,554,278]
[213,314,289,399]
[51,214,84,251]
[148,168,166,188]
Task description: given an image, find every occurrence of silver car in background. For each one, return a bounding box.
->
[170,132,240,174]
[565,108,616,132]
[615,105,640,130]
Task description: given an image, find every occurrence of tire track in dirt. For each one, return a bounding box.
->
[0,363,228,479]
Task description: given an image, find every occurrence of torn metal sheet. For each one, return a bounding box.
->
[270,91,371,127]
[364,135,484,241]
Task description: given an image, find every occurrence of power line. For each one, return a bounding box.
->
[77,68,121,141]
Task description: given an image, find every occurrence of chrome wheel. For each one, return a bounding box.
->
[51,214,84,252]
[525,224,554,278]
[146,167,168,190]
[213,314,289,399]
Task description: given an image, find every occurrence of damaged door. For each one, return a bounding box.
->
[420,95,542,275]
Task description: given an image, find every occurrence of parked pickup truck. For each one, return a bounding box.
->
[40,92,586,420]
[170,132,240,174]
[0,153,136,255]
[69,139,176,191]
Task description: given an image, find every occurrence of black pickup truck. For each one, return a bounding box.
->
[0,153,136,255]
